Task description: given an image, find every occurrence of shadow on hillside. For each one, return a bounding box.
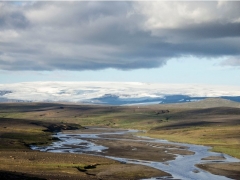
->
[0,170,45,180]
[152,121,219,130]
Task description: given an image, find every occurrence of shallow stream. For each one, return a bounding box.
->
[31,127,240,180]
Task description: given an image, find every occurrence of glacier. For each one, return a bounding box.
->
[1,81,240,105]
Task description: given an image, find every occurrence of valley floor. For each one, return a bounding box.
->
[0,102,240,179]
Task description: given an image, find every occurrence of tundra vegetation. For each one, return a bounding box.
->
[0,98,240,179]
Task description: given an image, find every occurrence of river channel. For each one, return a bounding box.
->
[31,127,240,180]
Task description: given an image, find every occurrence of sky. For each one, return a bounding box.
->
[1,1,240,86]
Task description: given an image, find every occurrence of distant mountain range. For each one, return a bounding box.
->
[1,82,240,105]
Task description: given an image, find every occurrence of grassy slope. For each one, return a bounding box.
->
[0,99,240,160]
[145,126,240,159]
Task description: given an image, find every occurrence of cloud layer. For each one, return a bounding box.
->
[1,81,240,103]
[0,1,240,71]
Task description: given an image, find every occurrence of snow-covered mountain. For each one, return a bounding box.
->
[1,82,240,105]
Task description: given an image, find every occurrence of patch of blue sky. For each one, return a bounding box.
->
[1,56,239,86]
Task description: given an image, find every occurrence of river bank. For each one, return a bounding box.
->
[31,127,240,180]
[0,118,167,180]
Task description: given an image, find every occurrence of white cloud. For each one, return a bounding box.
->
[136,1,240,33]
[0,29,19,39]
[221,56,240,66]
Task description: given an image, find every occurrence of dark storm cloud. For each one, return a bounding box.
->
[165,22,240,40]
[0,3,29,29]
[0,1,240,71]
